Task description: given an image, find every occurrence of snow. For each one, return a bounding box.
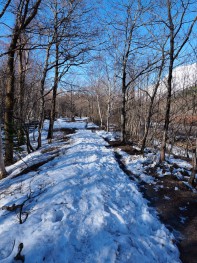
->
[168,157,192,170]
[0,120,181,263]
[115,149,156,184]
[159,63,197,94]
[171,63,197,92]
[164,196,171,200]
[97,130,121,141]
[147,63,197,98]
[179,216,187,224]
[50,118,87,130]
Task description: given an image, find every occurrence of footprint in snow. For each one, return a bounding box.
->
[0,233,15,260]
[42,209,64,223]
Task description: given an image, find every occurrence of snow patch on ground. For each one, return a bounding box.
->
[118,149,156,184]
[0,123,180,262]
[96,130,120,141]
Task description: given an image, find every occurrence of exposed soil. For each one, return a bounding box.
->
[140,176,197,263]
[107,139,197,263]
[52,127,76,135]
[12,156,57,178]
[106,140,142,155]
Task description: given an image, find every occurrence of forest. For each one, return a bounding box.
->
[0,0,196,262]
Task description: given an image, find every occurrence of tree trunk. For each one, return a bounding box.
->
[121,86,127,143]
[5,47,16,165]
[37,45,51,149]
[160,69,173,161]
[4,0,41,164]
[189,140,197,186]
[106,84,111,132]
[97,95,103,128]
[37,97,45,149]
[141,55,165,152]
[141,98,153,152]
[17,42,26,146]
[0,120,7,179]
[23,127,34,154]
[47,79,58,142]
[47,47,59,142]
[47,1,59,143]
[160,2,174,162]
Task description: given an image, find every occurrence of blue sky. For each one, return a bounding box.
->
[0,0,196,87]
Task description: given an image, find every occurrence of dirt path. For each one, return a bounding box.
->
[108,141,197,263]
[140,176,197,263]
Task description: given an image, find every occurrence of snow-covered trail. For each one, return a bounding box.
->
[0,129,180,263]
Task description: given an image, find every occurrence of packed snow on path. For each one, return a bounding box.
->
[0,121,180,263]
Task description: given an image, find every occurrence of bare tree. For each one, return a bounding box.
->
[17,33,30,145]
[159,0,197,161]
[4,0,42,165]
[37,40,53,148]
[47,0,98,141]
[105,0,158,143]
[140,45,166,152]
[0,118,6,179]
[0,0,11,19]
[0,0,8,174]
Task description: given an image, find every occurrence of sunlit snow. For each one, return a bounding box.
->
[0,119,180,263]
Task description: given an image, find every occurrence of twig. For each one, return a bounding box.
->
[14,243,25,262]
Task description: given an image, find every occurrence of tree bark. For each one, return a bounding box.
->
[96,94,103,128]
[17,37,28,146]
[47,72,58,142]
[160,1,174,162]
[0,120,7,179]
[4,0,42,165]
[106,84,111,132]
[189,139,197,186]
[47,23,59,142]
[5,43,17,165]
[121,63,127,143]
[37,44,52,149]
